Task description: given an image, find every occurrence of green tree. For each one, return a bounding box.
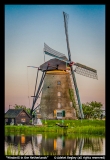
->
[82,103,92,119]
[82,101,103,119]
[13,104,26,110]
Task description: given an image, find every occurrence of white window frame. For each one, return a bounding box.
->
[56,111,63,119]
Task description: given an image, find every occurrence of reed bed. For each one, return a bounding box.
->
[5,144,77,156]
[5,143,21,155]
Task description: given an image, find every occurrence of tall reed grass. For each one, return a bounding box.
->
[5,144,76,156]
[5,143,21,155]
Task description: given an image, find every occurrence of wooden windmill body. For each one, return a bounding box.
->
[39,58,77,119]
[30,12,98,120]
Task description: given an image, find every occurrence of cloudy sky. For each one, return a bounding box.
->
[5,4,105,112]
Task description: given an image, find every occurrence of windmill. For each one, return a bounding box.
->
[30,12,98,120]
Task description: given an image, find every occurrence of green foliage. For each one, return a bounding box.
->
[6,144,90,155]
[13,104,27,110]
[68,89,104,120]
[5,120,105,135]
[69,89,76,107]
[13,104,35,117]
[82,101,103,119]
[5,143,27,155]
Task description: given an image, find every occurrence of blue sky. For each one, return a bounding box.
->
[5,4,105,112]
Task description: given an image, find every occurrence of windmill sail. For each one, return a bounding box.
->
[44,43,70,63]
[75,63,98,79]
[63,11,84,119]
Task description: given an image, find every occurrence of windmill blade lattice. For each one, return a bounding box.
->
[75,63,98,79]
[44,43,70,63]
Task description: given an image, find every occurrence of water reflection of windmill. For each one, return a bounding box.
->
[31,134,42,155]
[78,138,84,155]
[54,136,65,155]
[53,135,78,155]
[30,11,98,119]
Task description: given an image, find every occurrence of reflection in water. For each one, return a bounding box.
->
[5,133,105,155]
[81,137,105,155]
[54,136,65,155]
[31,134,42,155]
[21,135,25,144]
[78,139,84,155]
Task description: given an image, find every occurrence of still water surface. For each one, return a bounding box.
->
[5,133,105,155]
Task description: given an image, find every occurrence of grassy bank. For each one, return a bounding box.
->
[5,119,105,135]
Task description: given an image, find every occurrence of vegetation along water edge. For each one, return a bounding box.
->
[5,119,105,135]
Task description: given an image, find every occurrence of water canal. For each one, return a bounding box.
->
[5,133,105,155]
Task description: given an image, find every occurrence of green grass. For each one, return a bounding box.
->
[42,119,105,127]
[5,143,21,155]
[5,120,105,135]
[5,144,76,156]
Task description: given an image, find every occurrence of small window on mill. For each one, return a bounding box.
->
[57,81,61,85]
[70,102,72,107]
[58,103,61,108]
[57,92,61,97]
